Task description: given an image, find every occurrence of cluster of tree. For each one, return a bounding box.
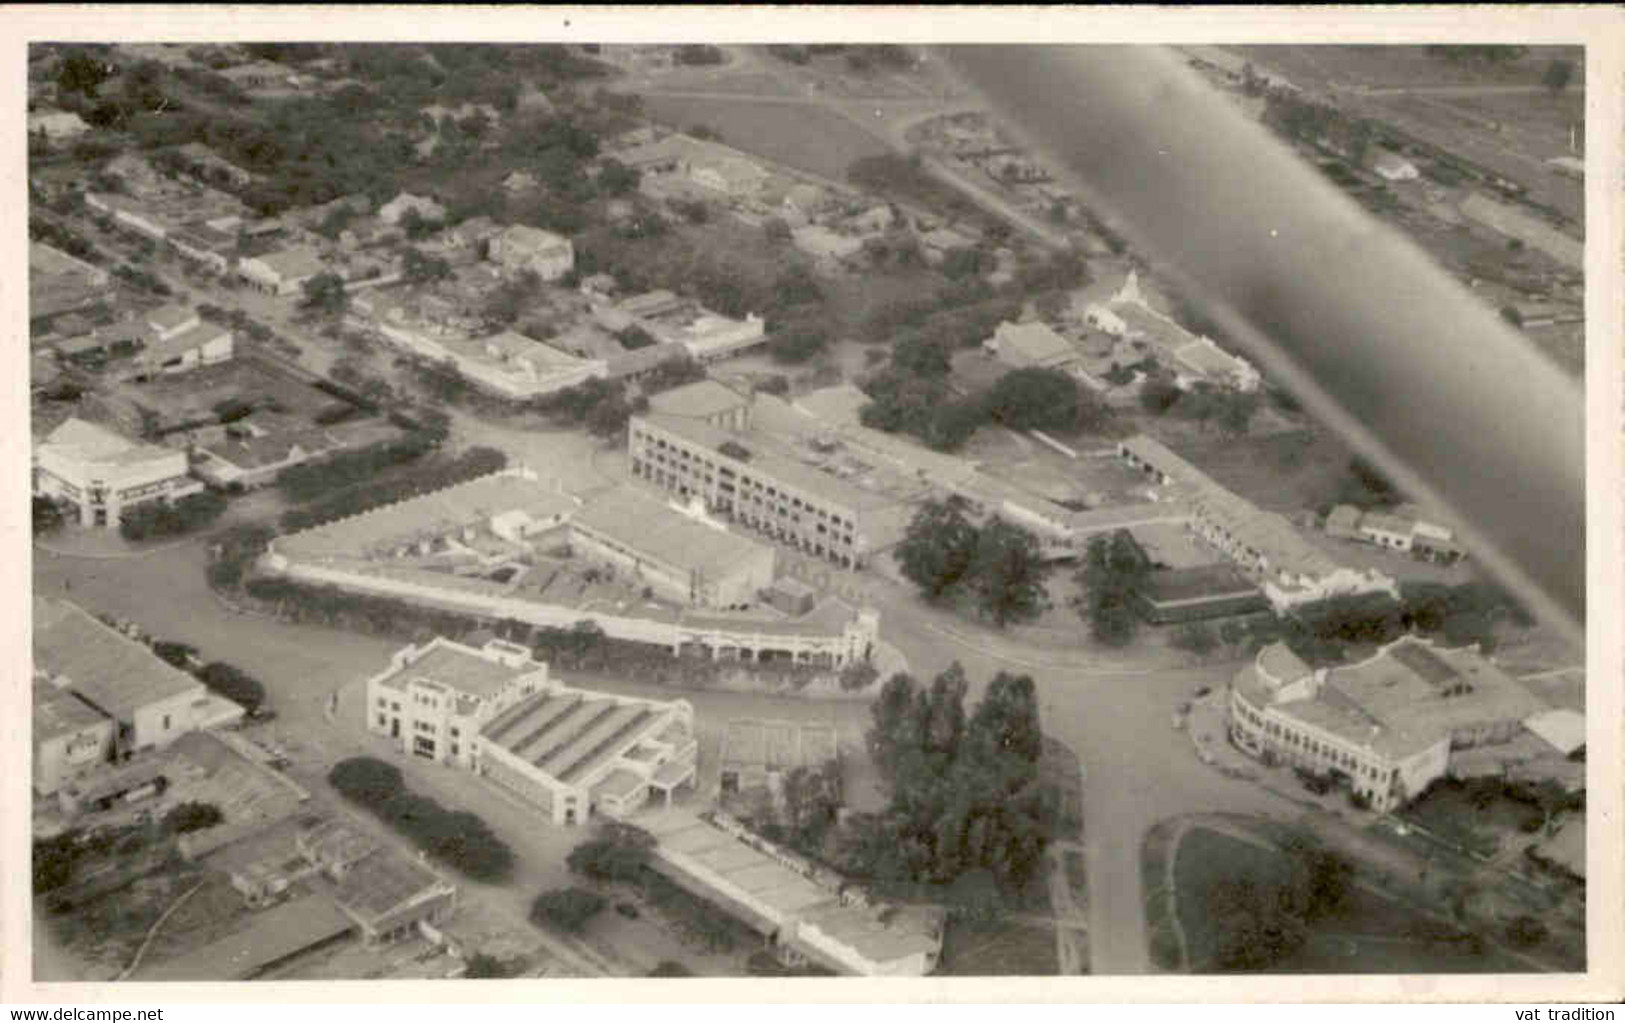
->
[300,272,348,316]
[481,270,542,328]
[894,498,1052,627]
[744,762,844,854]
[328,757,514,882]
[1235,581,1532,666]
[401,246,453,285]
[1197,832,1354,972]
[33,496,66,537]
[245,576,488,641]
[160,801,224,836]
[1263,91,1378,166]
[673,45,726,67]
[564,823,748,952]
[111,262,172,297]
[530,888,607,934]
[119,491,228,542]
[1139,377,1261,435]
[151,639,270,716]
[205,520,276,590]
[847,153,978,222]
[1075,530,1150,647]
[531,376,645,439]
[863,359,1109,453]
[841,666,1052,903]
[493,618,612,672]
[278,445,506,533]
[29,216,101,264]
[1424,45,1529,64]
[1325,455,1402,513]
[277,430,441,503]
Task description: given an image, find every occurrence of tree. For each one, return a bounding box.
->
[329,757,405,804]
[1499,305,1524,328]
[162,801,223,836]
[530,888,606,934]
[769,322,829,364]
[894,497,979,600]
[1542,59,1574,95]
[983,367,1081,432]
[152,641,199,670]
[597,157,640,197]
[1170,622,1219,657]
[401,246,452,285]
[763,216,792,244]
[567,823,656,882]
[967,517,1051,628]
[58,49,112,99]
[1139,375,1183,415]
[1505,914,1548,949]
[199,661,268,715]
[1077,531,1147,647]
[301,271,348,316]
[33,496,66,537]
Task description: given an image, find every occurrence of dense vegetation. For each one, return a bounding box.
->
[530,888,606,933]
[1075,531,1149,647]
[893,498,1051,627]
[119,491,228,542]
[841,666,1054,907]
[329,756,514,882]
[278,446,506,533]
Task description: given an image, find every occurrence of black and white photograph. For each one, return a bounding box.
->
[6,5,1620,1006]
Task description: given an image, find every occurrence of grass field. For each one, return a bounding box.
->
[937,916,1059,976]
[640,95,891,181]
[1228,45,1584,92]
[1157,427,1361,514]
[1170,823,1527,974]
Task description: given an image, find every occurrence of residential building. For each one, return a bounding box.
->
[1228,637,1550,810]
[601,290,767,363]
[917,226,978,265]
[475,681,698,826]
[28,109,92,139]
[366,635,552,769]
[488,223,575,282]
[30,241,113,320]
[296,820,378,881]
[571,487,777,610]
[792,225,866,266]
[133,319,234,378]
[719,719,838,796]
[379,192,446,226]
[1325,504,1468,564]
[238,245,327,296]
[1118,435,1396,610]
[1372,151,1420,182]
[85,191,171,241]
[33,597,244,756]
[175,142,254,187]
[168,224,236,274]
[34,417,203,528]
[618,133,768,197]
[332,852,458,946]
[217,59,297,90]
[194,425,336,490]
[358,306,609,401]
[33,679,116,797]
[985,320,1078,371]
[501,170,538,194]
[630,387,918,569]
[1085,271,1261,392]
[645,813,944,976]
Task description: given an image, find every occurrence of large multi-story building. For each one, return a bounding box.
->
[629,382,916,569]
[1118,435,1396,611]
[570,486,776,610]
[1228,637,1551,811]
[34,417,204,528]
[475,680,698,826]
[365,636,552,769]
[488,223,575,282]
[33,597,244,756]
[32,679,116,797]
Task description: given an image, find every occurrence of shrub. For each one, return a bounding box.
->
[1505,915,1548,949]
[162,801,223,835]
[530,888,606,933]
[329,757,405,804]
[119,491,227,541]
[199,662,268,715]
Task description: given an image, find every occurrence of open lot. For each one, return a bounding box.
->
[110,355,343,428]
[937,916,1059,976]
[639,94,891,182]
[1171,824,1524,974]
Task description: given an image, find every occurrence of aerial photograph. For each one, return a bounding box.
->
[22,28,1595,990]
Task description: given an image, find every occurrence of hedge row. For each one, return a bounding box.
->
[328,757,514,883]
